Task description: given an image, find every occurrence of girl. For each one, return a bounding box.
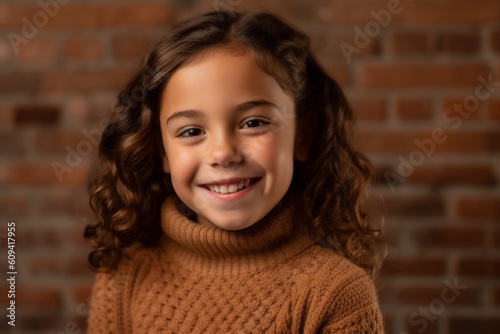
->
[86,10,385,334]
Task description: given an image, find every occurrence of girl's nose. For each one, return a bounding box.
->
[207,133,243,167]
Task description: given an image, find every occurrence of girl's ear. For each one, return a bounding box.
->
[294,112,317,162]
[162,153,171,174]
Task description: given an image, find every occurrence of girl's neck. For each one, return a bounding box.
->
[159,194,313,275]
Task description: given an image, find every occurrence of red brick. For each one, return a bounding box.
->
[326,65,351,87]
[72,315,89,332]
[491,30,500,53]
[34,130,93,154]
[389,32,437,55]
[450,317,500,334]
[495,65,500,85]
[318,0,500,24]
[0,72,42,94]
[27,257,64,276]
[394,283,479,307]
[246,1,321,24]
[493,286,500,306]
[14,104,60,126]
[414,226,484,248]
[0,39,12,62]
[309,32,335,58]
[0,131,28,157]
[441,97,481,121]
[381,257,446,277]
[396,98,433,120]
[404,319,438,334]
[40,68,134,93]
[111,35,152,59]
[17,226,65,249]
[17,313,62,332]
[357,130,407,153]
[384,195,445,217]
[64,37,102,62]
[488,99,500,120]
[407,165,496,186]
[398,0,500,23]
[0,4,173,28]
[1,286,14,301]
[436,131,500,152]
[311,29,379,62]
[382,314,393,334]
[0,304,8,333]
[66,255,93,277]
[495,230,500,247]
[440,32,480,54]
[0,105,14,126]
[0,195,30,218]
[458,258,500,277]
[15,38,58,63]
[0,162,86,186]
[456,196,500,220]
[16,286,62,307]
[35,192,92,216]
[360,63,489,88]
[395,286,443,304]
[66,97,113,124]
[357,130,500,154]
[73,285,92,305]
[349,97,386,121]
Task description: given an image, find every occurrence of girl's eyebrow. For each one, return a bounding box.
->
[234,99,278,113]
[165,99,278,126]
[166,109,201,126]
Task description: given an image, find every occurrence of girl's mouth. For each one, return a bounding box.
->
[203,178,260,194]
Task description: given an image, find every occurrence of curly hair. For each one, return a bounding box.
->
[85,10,385,277]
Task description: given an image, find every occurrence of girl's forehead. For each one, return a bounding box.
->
[159,48,295,119]
[164,50,275,95]
[161,44,293,102]
[182,43,250,68]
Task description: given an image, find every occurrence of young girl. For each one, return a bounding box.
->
[86,10,384,333]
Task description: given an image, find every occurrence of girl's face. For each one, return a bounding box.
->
[159,48,301,230]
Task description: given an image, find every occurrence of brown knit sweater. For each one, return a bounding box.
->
[87,196,383,333]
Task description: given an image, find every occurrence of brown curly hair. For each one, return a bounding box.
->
[85,10,385,278]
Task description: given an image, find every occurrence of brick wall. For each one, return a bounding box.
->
[0,0,498,333]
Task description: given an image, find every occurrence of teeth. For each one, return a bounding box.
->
[206,179,254,194]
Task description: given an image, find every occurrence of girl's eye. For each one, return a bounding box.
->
[177,127,203,138]
[242,119,269,129]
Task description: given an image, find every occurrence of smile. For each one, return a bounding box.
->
[203,178,260,194]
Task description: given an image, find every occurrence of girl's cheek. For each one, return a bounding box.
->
[169,147,197,175]
[239,133,274,162]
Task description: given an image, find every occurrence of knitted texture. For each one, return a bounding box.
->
[87,197,383,333]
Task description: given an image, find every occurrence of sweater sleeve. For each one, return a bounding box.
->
[86,247,153,334]
[86,271,122,334]
[319,273,384,334]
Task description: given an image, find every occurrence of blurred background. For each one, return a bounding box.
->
[0,0,499,333]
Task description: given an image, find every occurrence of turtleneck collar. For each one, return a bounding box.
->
[160,196,314,275]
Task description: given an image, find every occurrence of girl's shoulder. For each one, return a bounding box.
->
[95,243,162,284]
[290,243,374,292]
[297,242,365,270]
[287,244,379,317]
